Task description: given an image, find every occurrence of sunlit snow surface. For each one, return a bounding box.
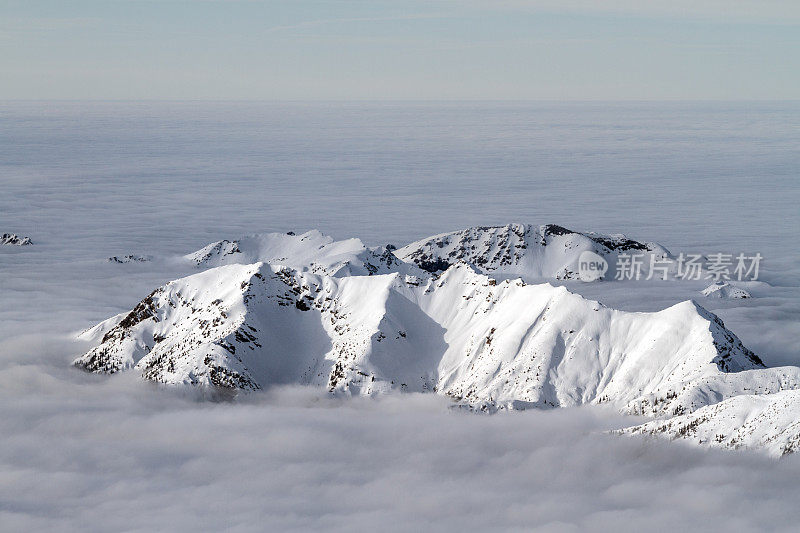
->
[2,101,800,531]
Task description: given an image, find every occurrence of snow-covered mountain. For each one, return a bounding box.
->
[75,225,800,454]
[75,261,769,412]
[394,223,671,280]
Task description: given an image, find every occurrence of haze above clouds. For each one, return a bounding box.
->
[1,0,799,100]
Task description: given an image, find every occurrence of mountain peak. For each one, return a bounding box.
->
[395,223,669,279]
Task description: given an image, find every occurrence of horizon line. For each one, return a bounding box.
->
[3,97,799,104]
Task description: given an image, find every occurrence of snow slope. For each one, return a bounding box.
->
[622,389,800,456]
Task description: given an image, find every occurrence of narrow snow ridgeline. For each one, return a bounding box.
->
[75,224,800,455]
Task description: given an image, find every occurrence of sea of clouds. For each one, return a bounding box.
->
[4,374,800,532]
[1,101,799,531]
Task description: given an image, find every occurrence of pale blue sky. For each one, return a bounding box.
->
[2,0,799,99]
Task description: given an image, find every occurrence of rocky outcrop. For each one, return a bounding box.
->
[108,254,151,264]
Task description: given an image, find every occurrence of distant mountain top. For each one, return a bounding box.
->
[108,254,151,264]
[702,281,751,299]
[184,229,415,278]
[395,223,670,280]
[176,223,674,282]
[1,233,33,246]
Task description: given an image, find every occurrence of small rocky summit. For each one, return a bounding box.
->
[108,254,151,264]
[1,233,33,246]
[702,281,751,299]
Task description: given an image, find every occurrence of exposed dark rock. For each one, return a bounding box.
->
[116,290,161,331]
[417,258,452,273]
[541,224,574,237]
[589,235,649,252]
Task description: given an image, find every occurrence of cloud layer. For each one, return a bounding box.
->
[3,365,800,532]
